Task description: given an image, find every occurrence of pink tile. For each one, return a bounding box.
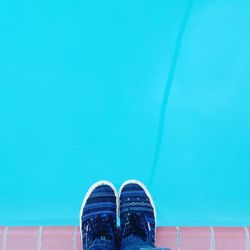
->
[75,227,82,250]
[0,227,5,250]
[1,226,248,250]
[180,227,210,250]
[6,227,38,250]
[247,227,250,246]
[214,227,245,250]
[156,227,177,250]
[42,227,74,250]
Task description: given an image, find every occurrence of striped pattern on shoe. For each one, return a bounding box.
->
[80,181,118,250]
[119,180,156,247]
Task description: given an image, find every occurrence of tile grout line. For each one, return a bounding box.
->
[2,226,8,250]
[176,226,181,250]
[244,227,250,250]
[210,226,215,250]
[73,226,77,250]
[37,226,43,250]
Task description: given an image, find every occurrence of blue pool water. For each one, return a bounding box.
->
[0,0,250,226]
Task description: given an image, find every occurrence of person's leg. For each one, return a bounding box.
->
[80,181,118,250]
[119,180,170,250]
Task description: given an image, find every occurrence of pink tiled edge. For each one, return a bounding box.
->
[179,227,211,250]
[42,227,75,250]
[6,227,38,250]
[156,227,176,249]
[0,226,250,250]
[76,227,82,250]
[0,227,5,250]
[214,227,246,250]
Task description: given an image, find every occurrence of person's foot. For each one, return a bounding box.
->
[80,181,118,250]
[119,180,156,248]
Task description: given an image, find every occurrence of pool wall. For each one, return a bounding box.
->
[1,1,250,226]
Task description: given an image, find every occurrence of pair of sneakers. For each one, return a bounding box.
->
[80,180,156,250]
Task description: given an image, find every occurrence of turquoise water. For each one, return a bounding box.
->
[0,0,250,226]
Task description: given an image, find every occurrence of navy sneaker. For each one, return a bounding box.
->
[119,180,157,248]
[80,181,118,250]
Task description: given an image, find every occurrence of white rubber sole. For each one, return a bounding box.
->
[118,179,157,231]
[79,180,118,243]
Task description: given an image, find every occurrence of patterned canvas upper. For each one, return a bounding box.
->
[80,183,117,250]
[119,181,156,246]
